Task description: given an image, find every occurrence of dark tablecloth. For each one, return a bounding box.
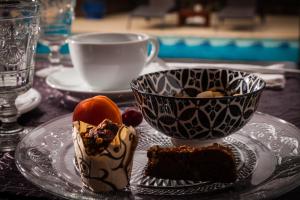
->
[0,58,300,200]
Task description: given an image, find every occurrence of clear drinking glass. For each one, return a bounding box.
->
[0,1,40,151]
[36,0,76,78]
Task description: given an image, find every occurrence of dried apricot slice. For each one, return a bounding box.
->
[73,95,122,126]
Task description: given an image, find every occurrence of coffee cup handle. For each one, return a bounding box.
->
[145,36,159,66]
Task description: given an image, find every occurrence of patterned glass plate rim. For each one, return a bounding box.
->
[15,112,300,200]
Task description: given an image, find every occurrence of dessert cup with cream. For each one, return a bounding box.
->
[72,120,138,192]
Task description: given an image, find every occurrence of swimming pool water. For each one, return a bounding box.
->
[37,36,299,63]
[157,37,299,63]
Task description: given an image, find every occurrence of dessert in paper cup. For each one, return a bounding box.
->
[73,119,138,192]
[71,95,140,192]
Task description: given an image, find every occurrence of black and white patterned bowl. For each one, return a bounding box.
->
[131,68,266,140]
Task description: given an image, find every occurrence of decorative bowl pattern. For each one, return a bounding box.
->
[131,68,265,140]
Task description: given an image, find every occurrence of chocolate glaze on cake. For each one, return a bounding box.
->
[145,144,237,183]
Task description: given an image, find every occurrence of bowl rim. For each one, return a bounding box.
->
[130,67,266,100]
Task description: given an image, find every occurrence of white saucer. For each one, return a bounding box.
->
[45,59,168,104]
[16,88,42,114]
[45,67,132,95]
[45,59,168,95]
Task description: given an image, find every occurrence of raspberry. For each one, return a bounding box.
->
[122,107,143,127]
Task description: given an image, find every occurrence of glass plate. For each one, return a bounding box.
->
[15,112,300,200]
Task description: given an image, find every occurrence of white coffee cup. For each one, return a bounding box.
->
[67,32,159,90]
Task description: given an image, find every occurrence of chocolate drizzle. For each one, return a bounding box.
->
[82,168,118,191]
[111,129,127,170]
[124,131,138,181]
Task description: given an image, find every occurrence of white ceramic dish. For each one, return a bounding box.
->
[45,60,168,103]
[45,67,135,105]
[46,67,131,94]
[16,88,42,114]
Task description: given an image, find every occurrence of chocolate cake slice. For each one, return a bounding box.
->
[145,144,237,183]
